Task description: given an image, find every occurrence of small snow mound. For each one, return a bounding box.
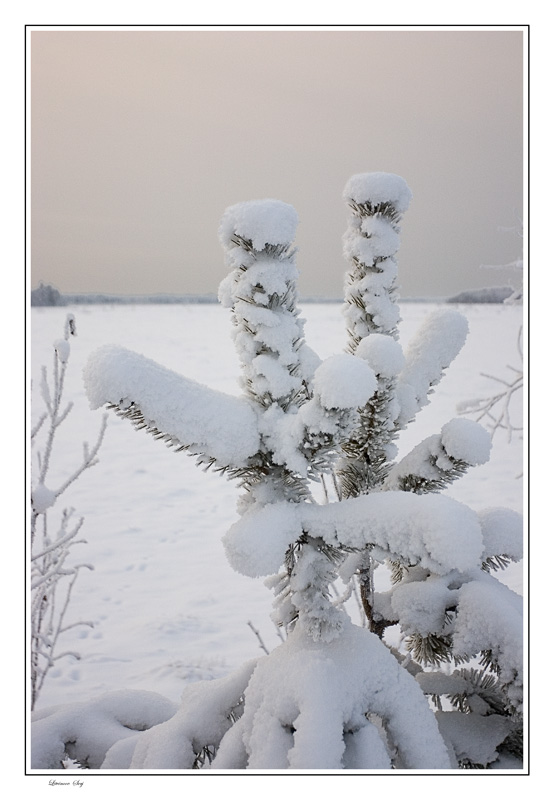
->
[355,334,405,378]
[343,172,412,213]
[441,418,491,465]
[31,690,177,769]
[218,199,299,250]
[312,354,377,409]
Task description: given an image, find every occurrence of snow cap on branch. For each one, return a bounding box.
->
[390,578,455,638]
[343,172,413,213]
[54,339,70,364]
[440,418,491,466]
[478,507,523,563]
[31,483,57,514]
[303,493,484,576]
[223,502,300,578]
[312,354,377,410]
[451,578,523,711]
[355,334,405,379]
[218,199,299,251]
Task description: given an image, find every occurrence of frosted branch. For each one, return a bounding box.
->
[457,332,523,442]
[54,414,107,498]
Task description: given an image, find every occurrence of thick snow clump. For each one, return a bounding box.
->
[218,199,299,250]
[355,333,405,378]
[312,354,377,410]
[478,507,523,563]
[440,418,492,465]
[223,491,485,580]
[343,172,413,213]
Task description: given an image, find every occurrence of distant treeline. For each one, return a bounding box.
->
[31,282,517,308]
[31,283,342,307]
[446,286,517,304]
[31,283,219,307]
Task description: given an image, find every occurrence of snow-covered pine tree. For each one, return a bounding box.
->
[32,174,523,771]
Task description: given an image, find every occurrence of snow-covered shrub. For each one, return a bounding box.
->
[32,174,523,771]
[31,316,107,711]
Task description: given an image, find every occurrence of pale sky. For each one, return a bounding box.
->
[30,27,524,299]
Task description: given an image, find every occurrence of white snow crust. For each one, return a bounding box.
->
[223,502,300,578]
[79,624,451,771]
[390,577,454,637]
[303,493,483,575]
[127,660,257,769]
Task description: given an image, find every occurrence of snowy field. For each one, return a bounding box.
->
[30,301,524,713]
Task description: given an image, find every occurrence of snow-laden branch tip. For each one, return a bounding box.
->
[83,345,260,469]
[397,309,469,426]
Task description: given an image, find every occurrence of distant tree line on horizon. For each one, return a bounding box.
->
[31,281,517,308]
[30,282,219,307]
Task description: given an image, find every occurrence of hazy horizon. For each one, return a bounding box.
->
[30,27,525,299]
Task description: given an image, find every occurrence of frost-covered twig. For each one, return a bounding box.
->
[31,315,105,710]
[31,316,107,545]
[457,329,523,442]
[30,510,94,709]
[246,621,270,655]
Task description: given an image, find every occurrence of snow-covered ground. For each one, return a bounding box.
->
[30,301,524,712]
